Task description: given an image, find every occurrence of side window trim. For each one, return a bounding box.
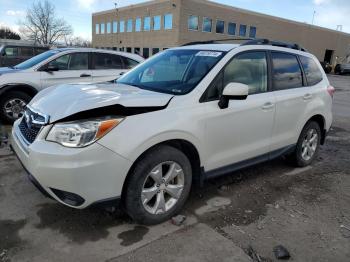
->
[200,50,271,103]
[296,55,307,87]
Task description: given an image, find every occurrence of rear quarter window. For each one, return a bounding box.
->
[299,56,323,86]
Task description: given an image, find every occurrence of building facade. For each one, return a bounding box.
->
[92,0,350,64]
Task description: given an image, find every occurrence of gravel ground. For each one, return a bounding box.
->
[0,75,349,262]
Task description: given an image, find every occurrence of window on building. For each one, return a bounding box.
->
[188,15,199,30]
[113,21,118,33]
[202,17,212,32]
[126,47,132,53]
[143,48,150,58]
[272,52,303,90]
[48,53,89,70]
[152,48,160,55]
[216,20,225,34]
[239,24,247,37]
[112,47,117,51]
[164,13,173,30]
[153,15,161,30]
[144,17,151,31]
[101,23,105,34]
[106,22,111,33]
[120,20,125,33]
[134,47,141,55]
[93,53,123,69]
[95,23,100,34]
[228,22,236,35]
[135,18,141,32]
[127,19,133,32]
[120,47,125,51]
[249,26,257,38]
[299,56,323,86]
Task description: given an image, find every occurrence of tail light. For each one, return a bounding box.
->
[327,85,335,98]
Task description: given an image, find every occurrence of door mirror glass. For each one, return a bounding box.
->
[218,82,249,109]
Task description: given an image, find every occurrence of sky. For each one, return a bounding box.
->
[0,0,349,41]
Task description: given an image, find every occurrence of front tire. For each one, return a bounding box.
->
[124,145,192,225]
[0,91,32,123]
[290,121,321,167]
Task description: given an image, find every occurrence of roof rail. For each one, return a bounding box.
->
[241,38,308,52]
[182,38,254,46]
[182,38,308,52]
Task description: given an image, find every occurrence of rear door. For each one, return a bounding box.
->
[91,52,127,82]
[18,46,34,63]
[270,51,311,151]
[40,52,92,88]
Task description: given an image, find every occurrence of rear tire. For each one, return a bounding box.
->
[0,91,32,123]
[289,121,321,167]
[124,145,192,225]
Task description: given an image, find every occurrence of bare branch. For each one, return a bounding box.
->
[18,0,72,45]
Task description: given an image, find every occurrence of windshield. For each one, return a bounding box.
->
[117,49,225,95]
[14,50,61,70]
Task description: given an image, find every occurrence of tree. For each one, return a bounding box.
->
[19,0,72,45]
[0,27,21,40]
[64,35,92,47]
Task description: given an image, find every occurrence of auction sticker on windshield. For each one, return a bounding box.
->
[195,51,222,57]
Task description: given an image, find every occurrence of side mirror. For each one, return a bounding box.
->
[45,64,59,72]
[218,82,249,109]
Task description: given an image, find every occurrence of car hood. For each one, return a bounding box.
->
[29,82,174,123]
[0,67,22,75]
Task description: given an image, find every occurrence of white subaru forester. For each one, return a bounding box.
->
[11,40,334,225]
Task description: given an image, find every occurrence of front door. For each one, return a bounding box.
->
[203,51,275,172]
[40,52,92,89]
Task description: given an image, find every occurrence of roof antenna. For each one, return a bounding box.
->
[311,11,316,25]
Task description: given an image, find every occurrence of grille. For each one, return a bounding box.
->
[19,118,41,144]
[18,107,48,144]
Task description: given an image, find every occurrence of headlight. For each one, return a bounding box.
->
[46,118,123,148]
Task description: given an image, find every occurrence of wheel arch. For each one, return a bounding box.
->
[0,84,38,98]
[121,139,202,202]
[305,114,327,145]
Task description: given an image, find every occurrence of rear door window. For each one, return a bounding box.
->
[19,47,34,57]
[121,57,139,69]
[299,56,323,86]
[272,52,303,90]
[93,53,123,69]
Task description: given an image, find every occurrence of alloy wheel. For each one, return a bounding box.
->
[141,161,185,215]
[4,98,27,119]
[301,128,318,161]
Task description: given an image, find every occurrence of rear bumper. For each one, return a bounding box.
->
[11,119,132,209]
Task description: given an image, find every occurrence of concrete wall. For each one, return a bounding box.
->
[92,0,350,64]
[92,0,181,55]
[179,0,350,64]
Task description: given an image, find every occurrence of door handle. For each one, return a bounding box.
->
[261,102,274,110]
[80,74,91,78]
[303,93,312,101]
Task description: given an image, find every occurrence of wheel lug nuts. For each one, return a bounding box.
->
[156,184,160,187]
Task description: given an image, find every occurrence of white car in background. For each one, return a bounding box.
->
[0,48,144,122]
